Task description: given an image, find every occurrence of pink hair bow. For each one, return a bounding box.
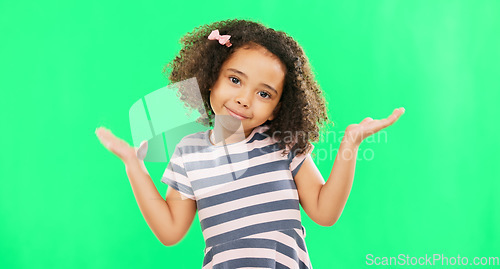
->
[208,29,232,47]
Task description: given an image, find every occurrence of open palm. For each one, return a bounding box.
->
[344,107,405,146]
[95,127,147,165]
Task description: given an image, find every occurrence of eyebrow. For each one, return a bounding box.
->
[226,68,278,95]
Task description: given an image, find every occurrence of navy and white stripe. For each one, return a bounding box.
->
[161,125,314,268]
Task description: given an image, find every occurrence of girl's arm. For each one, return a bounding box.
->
[315,137,358,226]
[96,127,196,246]
[294,108,405,226]
[294,138,358,226]
[126,158,197,246]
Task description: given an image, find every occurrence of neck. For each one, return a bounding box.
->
[210,122,251,146]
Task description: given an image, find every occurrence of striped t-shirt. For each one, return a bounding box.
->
[161,124,314,268]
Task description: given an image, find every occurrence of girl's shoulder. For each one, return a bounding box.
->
[174,129,208,152]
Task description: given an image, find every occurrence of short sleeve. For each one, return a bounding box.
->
[289,143,314,177]
[161,144,196,200]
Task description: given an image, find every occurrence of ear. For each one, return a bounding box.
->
[268,102,281,121]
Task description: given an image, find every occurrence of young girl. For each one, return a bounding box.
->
[96,19,405,268]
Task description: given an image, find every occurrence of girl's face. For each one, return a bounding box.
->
[209,44,285,137]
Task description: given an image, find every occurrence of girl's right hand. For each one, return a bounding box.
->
[95,127,147,166]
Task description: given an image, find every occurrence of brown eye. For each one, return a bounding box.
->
[259,91,271,99]
[229,76,240,85]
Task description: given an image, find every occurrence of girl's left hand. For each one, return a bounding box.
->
[343,107,405,147]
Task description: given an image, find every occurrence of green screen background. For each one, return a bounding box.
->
[1,0,498,268]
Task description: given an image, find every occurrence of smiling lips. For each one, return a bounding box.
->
[225,107,249,120]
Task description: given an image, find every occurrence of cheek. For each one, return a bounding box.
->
[212,88,233,103]
[252,102,272,114]
[209,91,225,111]
[210,90,221,102]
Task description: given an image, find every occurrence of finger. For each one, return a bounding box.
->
[365,108,405,133]
[95,127,114,148]
[360,117,374,125]
[96,128,123,148]
[389,107,405,123]
[382,107,404,125]
[95,127,130,157]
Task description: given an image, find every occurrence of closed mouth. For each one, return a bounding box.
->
[225,107,249,119]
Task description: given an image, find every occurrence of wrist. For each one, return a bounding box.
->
[125,157,150,178]
[341,136,360,149]
[337,138,359,161]
[124,157,140,171]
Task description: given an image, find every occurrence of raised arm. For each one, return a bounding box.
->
[126,158,197,246]
[294,108,405,226]
[95,127,196,246]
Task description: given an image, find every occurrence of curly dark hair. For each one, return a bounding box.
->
[162,18,331,156]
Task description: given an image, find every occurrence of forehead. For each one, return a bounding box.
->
[221,45,286,92]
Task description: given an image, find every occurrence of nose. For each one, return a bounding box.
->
[236,99,248,108]
[235,89,252,108]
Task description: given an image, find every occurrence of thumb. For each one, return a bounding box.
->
[136,140,148,161]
